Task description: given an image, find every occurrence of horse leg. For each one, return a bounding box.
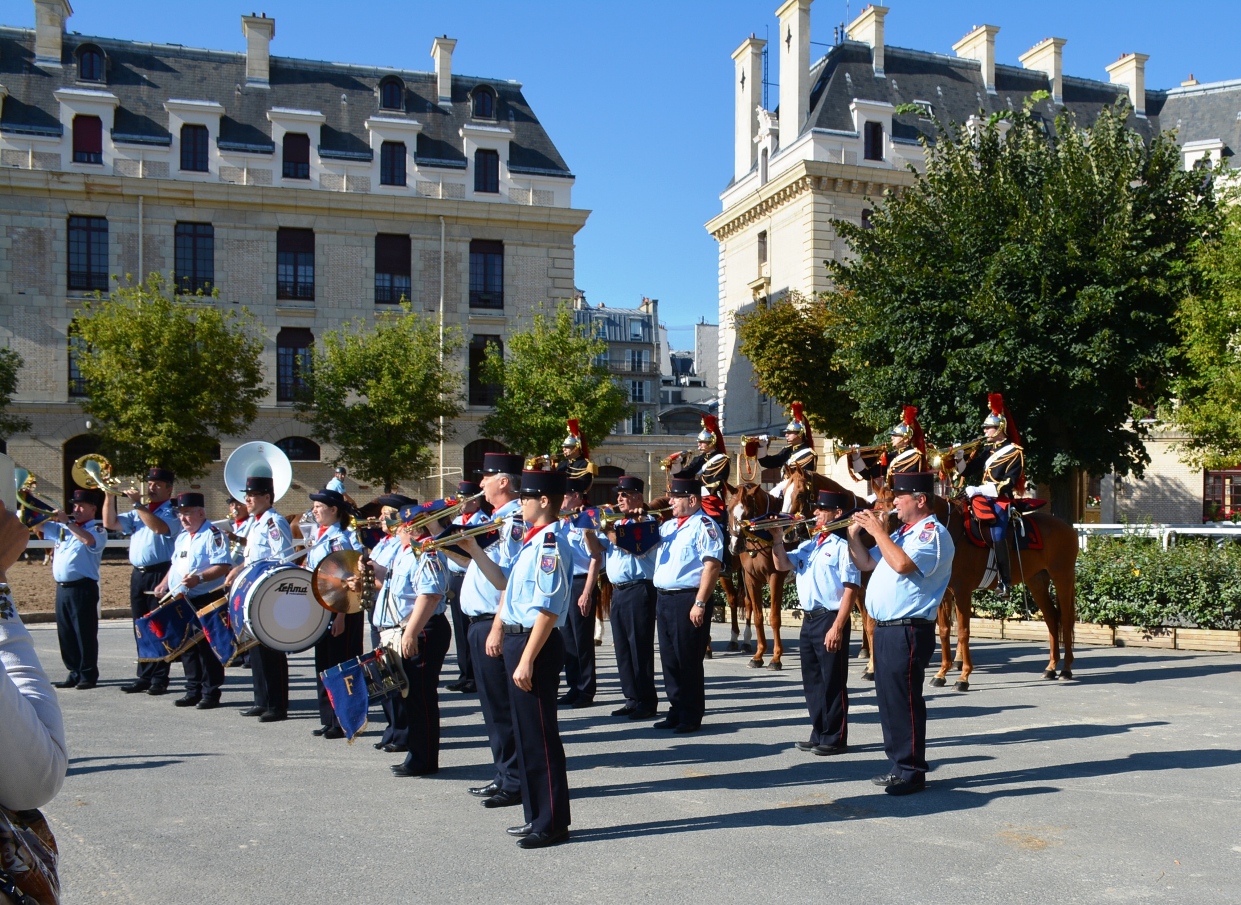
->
[1053,563,1076,680]
[932,589,953,687]
[953,586,973,691]
[746,568,767,668]
[767,570,784,670]
[1025,571,1060,680]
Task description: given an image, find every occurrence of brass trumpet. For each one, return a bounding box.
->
[928,437,985,469]
[739,514,814,531]
[72,454,142,497]
[406,490,486,531]
[350,514,402,532]
[833,442,888,461]
[598,506,671,528]
[414,518,504,553]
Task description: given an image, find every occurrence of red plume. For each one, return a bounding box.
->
[702,415,726,456]
[790,402,814,449]
[987,393,1021,448]
[566,418,589,458]
[902,405,926,456]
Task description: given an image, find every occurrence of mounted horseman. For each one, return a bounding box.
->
[556,418,598,492]
[957,394,1025,597]
[757,403,817,500]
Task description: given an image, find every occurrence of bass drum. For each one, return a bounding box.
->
[229,560,331,653]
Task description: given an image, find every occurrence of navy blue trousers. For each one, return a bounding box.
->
[400,613,451,774]
[503,628,570,835]
[609,580,657,711]
[250,645,288,714]
[371,624,407,747]
[55,579,99,684]
[129,565,171,686]
[873,623,936,780]
[446,570,473,682]
[561,574,597,702]
[656,588,712,728]
[799,608,851,747]
[468,617,520,794]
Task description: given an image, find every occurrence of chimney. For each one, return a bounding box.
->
[953,24,999,95]
[241,13,275,88]
[32,0,72,67]
[431,36,457,107]
[732,35,766,181]
[1019,37,1066,105]
[776,0,813,151]
[846,4,888,79]
[1105,52,1149,116]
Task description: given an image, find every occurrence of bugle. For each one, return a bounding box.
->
[832,443,888,461]
[407,490,485,530]
[739,513,814,531]
[72,454,142,497]
[414,518,504,553]
[598,506,670,528]
[928,437,985,469]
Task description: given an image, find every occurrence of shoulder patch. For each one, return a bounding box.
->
[510,520,523,543]
[918,525,935,542]
[703,520,718,542]
[425,555,441,574]
[268,525,281,541]
[540,552,558,574]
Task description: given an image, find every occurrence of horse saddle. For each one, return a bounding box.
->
[964,497,1046,551]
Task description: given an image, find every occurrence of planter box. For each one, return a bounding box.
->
[1002,620,1047,642]
[1114,626,1174,649]
[968,617,1004,639]
[1073,622,1116,647]
[1175,628,1241,653]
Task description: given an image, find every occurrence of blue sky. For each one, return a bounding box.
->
[21,1,1241,350]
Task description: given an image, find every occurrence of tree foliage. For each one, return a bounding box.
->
[295,304,463,493]
[735,291,870,442]
[480,302,631,456]
[826,101,1216,513]
[72,276,265,480]
[0,348,32,441]
[1164,185,1241,468]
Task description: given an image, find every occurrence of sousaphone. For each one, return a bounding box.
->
[224,441,293,503]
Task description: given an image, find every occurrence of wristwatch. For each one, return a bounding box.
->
[693,600,707,609]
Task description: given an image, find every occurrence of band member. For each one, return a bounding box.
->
[42,489,108,690]
[772,491,860,755]
[652,476,724,733]
[445,481,487,694]
[556,419,598,489]
[485,466,574,849]
[228,498,250,533]
[225,476,294,723]
[848,406,926,494]
[960,393,1025,596]
[586,475,659,719]
[558,476,602,708]
[103,467,180,696]
[444,453,525,808]
[305,489,363,739]
[757,402,818,474]
[152,493,232,709]
[363,493,416,752]
[847,472,953,796]
[387,501,452,777]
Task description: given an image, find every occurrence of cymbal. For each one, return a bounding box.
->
[312,550,363,614]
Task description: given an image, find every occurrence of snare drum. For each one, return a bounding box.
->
[134,596,204,662]
[229,560,331,653]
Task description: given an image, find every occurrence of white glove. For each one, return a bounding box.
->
[954,450,967,475]
[758,434,770,454]
[850,451,865,472]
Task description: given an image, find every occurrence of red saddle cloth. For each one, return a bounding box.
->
[963,498,1046,550]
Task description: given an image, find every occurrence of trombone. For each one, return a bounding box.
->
[739,513,814,531]
[928,437,985,469]
[413,518,504,553]
[406,491,485,531]
[72,454,142,497]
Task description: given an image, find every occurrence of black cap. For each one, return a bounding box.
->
[70,488,102,508]
[176,492,205,508]
[482,452,525,475]
[147,466,175,483]
[617,475,645,493]
[309,488,349,510]
[565,475,592,496]
[668,477,701,496]
[245,475,275,495]
[816,490,851,509]
[892,472,935,496]
[520,469,567,496]
[457,481,481,497]
[374,493,415,510]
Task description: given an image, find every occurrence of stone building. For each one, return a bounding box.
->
[0,1,586,513]
[708,1,1241,521]
[571,293,660,439]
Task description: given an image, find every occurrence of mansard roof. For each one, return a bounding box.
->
[0,26,572,176]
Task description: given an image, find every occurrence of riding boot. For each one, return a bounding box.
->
[993,541,1012,598]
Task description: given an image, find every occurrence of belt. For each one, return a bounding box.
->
[802,607,840,617]
[502,623,533,635]
[875,617,936,627]
[469,613,496,624]
[655,586,697,595]
[572,572,589,581]
[57,578,95,588]
[611,579,652,591]
[134,562,172,574]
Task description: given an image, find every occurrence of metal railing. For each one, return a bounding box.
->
[1074,523,1241,551]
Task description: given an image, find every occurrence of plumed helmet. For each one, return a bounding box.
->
[891,405,926,454]
[784,401,807,436]
[695,415,726,455]
[982,393,1008,432]
[561,418,589,458]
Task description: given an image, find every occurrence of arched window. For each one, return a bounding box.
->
[77,45,104,82]
[462,439,507,482]
[379,77,404,111]
[275,436,321,462]
[471,87,496,119]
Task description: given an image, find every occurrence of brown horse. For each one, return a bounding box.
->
[726,481,788,669]
[933,499,1079,690]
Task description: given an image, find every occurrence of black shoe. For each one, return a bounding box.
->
[611,705,636,717]
[241,706,266,717]
[812,744,847,756]
[147,685,170,696]
[871,773,901,787]
[557,693,578,706]
[673,723,701,734]
[445,679,470,692]
[373,741,387,750]
[459,681,477,693]
[74,681,97,690]
[628,708,657,720]
[196,698,221,710]
[259,710,287,722]
[121,681,151,694]
[506,823,533,838]
[53,677,78,689]
[311,727,328,737]
[174,694,201,707]
[571,699,596,709]
[383,743,407,753]
[517,828,569,849]
[468,781,501,798]
[794,740,816,752]
[482,789,523,809]
[391,764,437,778]
[322,726,345,740]
[885,776,926,796]
[652,717,678,729]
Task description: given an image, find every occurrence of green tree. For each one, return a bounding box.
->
[295,304,463,492]
[735,291,871,443]
[480,302,631,456]
[72,275,265,480]
[827,101,1216,517]
[1164,185,1241,468]
[0,348,32,441]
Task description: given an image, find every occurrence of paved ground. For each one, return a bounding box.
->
[27,620,1241,904]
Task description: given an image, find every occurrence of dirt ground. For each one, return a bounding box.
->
[6,558,135,616]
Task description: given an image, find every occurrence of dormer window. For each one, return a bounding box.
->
[471,87,496,120]
[379,77,404,111]
[77,45,104,83]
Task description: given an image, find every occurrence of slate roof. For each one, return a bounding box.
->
[0,25,572,176]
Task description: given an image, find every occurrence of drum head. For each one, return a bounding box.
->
[245,565,331,653]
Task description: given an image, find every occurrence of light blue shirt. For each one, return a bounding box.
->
[596,519,659,584]
[326,476,346,495]
[46,520,108,583]
[304,523,361,571]
[116,500,180,568]
[787,533,860,612]
[500,522,573,628]
[460,498,523,618]
[445,509,489,575]
[652,511,724,591]
[384,545,448,625]
[561,519,596,577]
[227,516,252,566]
[864,516,955,621]
[242,510,294,565]
[368,534,404,630]
[168,522,233,597]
